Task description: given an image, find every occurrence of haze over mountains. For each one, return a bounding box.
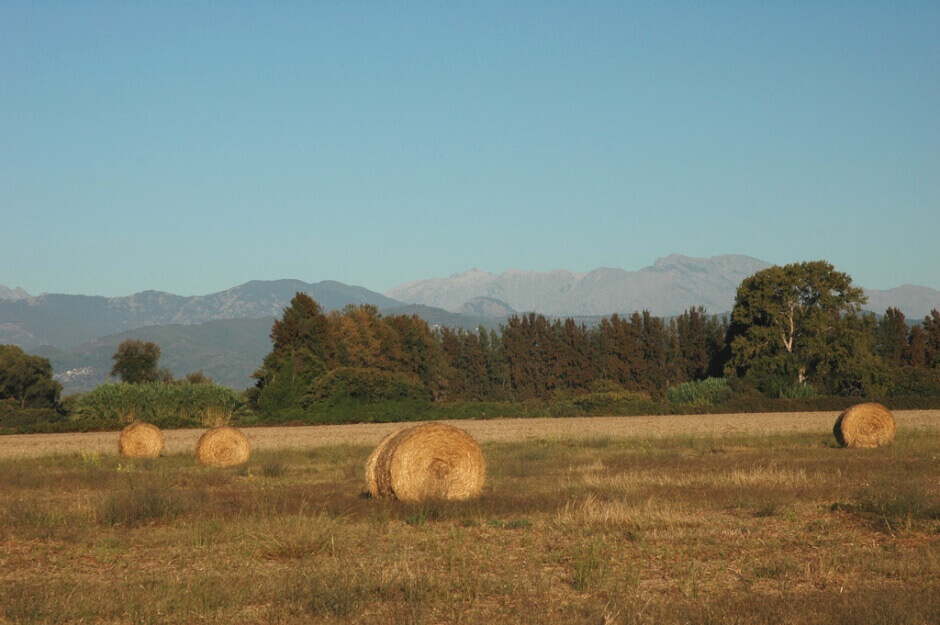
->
[388,254,772,317]
[3,253,938,393]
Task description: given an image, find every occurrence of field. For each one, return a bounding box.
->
[1,411,938,624]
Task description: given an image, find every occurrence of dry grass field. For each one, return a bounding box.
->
[0,411,938,624]
[2,409,938,459]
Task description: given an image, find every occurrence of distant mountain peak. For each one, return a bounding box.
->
[0,279,404,350]
[458,296,517,317]
[0,284,31,301]
[387,254,776,317]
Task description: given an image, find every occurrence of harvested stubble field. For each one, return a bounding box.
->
[0,412,938,624]
[1,410,938,459]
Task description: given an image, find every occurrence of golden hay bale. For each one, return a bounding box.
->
[833,402,896,448]
[365,428,408,498]
[118,422,164,458]
[367,422,485,502]
[196,426,250,467]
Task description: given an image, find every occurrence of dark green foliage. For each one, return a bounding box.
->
[110,339,164,384]
[246,280,938,422]
[905,324,928,368]
[185,370,214,384]
[0,344,62,410]
[666,378,731,405]
[75,382,244,429]
[306,367,428,403]
[875,307,909,366]
[249,293,330,416]
[923,309,940,368]
[0,400,65,431]
[726,261,869,388]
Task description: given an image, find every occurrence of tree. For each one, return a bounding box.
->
[924,310,940,368]
[110,340,164,384]
[875,308,909,366]
[676,307,709,380]
[0,344,62,409]
[725,261,867,387]
[597,313,644,391]
[250,293,330,414]
[905,325,927,369]
[184,371,214,385]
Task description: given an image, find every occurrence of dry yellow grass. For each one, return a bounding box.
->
[0,426,937,624]
[0,410,937,459]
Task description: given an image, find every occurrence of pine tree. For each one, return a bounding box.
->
[905,325,927,369]
[923,310,940,368]
[875,308,909,366]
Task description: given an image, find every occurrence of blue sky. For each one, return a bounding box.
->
[2,2,938,296]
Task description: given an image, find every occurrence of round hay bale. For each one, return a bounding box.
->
[196,426,250,467]
[365,428,410,498]
[833,402,896,448]
[118,422,164,458]
[370,422,485,502]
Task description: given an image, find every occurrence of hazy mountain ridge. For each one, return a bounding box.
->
[0,279,404,350]
[863,286,940,321]
[387,254,774,317]
[0,285,31,301]
[387,254,940,319]
[35,317,276,394]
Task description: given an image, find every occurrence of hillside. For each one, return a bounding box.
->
[0,279,402,350]
[34,317,275,394]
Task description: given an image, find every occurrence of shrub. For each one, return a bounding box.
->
[74,382,244,430]
[666,378,730,405]
[776,382,818,399]
[0,399,65,430]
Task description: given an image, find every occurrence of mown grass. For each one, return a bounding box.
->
[0,429,937,624]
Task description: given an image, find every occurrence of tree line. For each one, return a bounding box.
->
[248,261,940,418]
[2,260,938,423]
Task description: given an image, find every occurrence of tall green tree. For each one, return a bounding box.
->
[923,310,940,368]
[676,307,730,380]
[597,313,644,391]
[875,307,909,366]
[905,325,927,369]
[110,340,167,383]
[725,261,867,387]
[250,293,330,414]
[0,344,62,409]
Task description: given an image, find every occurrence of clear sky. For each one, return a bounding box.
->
[2,2,938,296]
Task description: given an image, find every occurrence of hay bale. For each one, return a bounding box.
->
[366,422,485,502]
[833,402,896,448]
[196,426,250,467]
[118,422,164,458]
[365,428,408,498]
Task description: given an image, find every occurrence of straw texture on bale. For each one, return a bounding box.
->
[367,422,485,502]
[118,422,164,458]
[196,426,250,467]
[833,402,896,448]
[365,429,404,498]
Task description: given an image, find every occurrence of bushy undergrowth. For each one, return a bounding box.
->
[666,378,730,405]
[0,399,65,432]
[3,381,939,433]
[73,382,245,430]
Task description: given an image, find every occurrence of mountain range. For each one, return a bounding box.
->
[386,254,940,320]
[3,254,938,393]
